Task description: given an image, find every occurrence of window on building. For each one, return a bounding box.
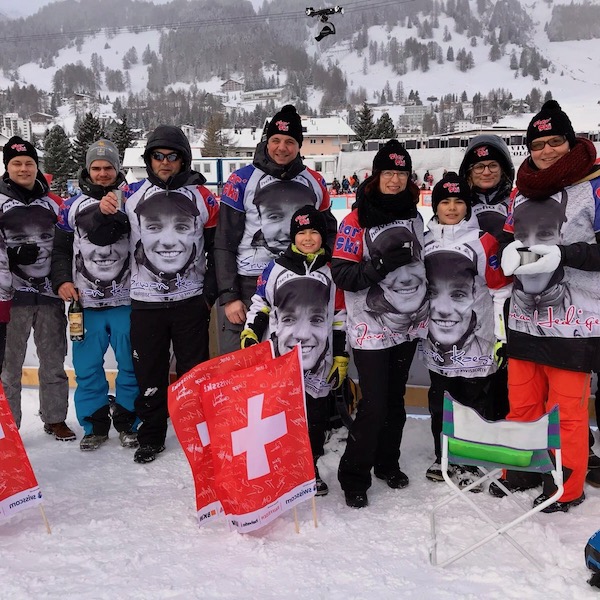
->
[315,161,323,172]
[202,163,211,173]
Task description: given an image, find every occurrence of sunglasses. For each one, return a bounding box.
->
[530,136,567,151]
[151,151,180,162]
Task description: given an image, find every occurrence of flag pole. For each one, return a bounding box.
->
[311,497,318,528]
[293,507,300,534]
[39,505,51,534]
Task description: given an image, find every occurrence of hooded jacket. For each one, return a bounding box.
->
[459,134,515,241]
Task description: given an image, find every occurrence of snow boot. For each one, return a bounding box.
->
[80,434,108,451]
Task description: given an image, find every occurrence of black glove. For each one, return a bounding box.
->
[7,243,40,266]
[373,245,412,275]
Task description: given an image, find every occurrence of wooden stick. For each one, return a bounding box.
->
[312,496,318,528]
[293,507,300,534]
[39,505,51,534]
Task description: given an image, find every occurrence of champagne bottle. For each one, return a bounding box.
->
[68,296,84,341]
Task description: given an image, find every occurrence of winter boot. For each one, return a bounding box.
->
[534,491,586,513]
[80,434,109,451]
[374,469,409,489]
[43,421,76,441]
[314,464,329,497]
[133,444,165,463]
[119,431,139,448]
[344,491,368,508]
[452,465,483,493]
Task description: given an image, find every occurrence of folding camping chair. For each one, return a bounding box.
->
[430,394,562,569]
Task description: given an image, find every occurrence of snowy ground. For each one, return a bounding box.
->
[2,388,600,599]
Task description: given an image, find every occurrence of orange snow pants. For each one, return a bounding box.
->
[507,358,591,502]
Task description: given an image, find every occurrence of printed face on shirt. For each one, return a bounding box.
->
[275,302,328,371]
[79,233,129,284]
[380,260,426,314]
[4,219,53,279]
[514,204,563,294]
[256,197,314,254]
[139,206,196,275]
[429,272,475,347]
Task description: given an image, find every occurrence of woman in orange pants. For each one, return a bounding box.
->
[500,100,600,512]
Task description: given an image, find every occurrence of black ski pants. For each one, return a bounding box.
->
[131,299,210,448]
[338,340,417,493]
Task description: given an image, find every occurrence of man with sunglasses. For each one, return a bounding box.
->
[98,125,219,463]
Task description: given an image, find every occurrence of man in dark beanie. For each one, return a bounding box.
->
[96,125,219,463]
[0,136,75,441]
[214,104,336,354]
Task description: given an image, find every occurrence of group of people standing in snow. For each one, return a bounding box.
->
[1,100,599,515]
[329,99,600,511]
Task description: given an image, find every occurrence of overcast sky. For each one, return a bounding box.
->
[1,0,264,18]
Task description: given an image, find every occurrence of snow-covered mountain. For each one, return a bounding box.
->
[0,0,599,133]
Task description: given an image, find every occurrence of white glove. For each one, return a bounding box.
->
[514,244,561,275]
[501,240,524,276]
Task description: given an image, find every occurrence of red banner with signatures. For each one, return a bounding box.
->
[168,342,275,526]
[202,346,315,533]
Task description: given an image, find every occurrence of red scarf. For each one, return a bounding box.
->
[516,137,597,201]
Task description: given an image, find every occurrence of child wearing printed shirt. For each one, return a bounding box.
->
[422,172,512,488]
[241,205,347,497]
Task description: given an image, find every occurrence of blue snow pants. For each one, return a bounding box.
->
[72,305,139,436]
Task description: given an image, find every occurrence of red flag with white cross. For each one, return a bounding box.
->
[201,346,315,533]
[168,342,275,525]
[0,384,43,521]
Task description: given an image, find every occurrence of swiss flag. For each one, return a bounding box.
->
[168,342,275,525]
[0,384,43,521]
[202,346,315,533]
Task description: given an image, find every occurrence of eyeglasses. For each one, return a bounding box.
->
[470,162,501,175]
[151,151,180,162]
[530,136,567,152]
[381,171,409,179]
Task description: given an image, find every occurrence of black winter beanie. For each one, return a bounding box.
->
[3,136,38,167]
[372,139,412,174]
[431,171,472,218]
[526,100,576,148]
[266,105,303,147]
[290,205,327,242]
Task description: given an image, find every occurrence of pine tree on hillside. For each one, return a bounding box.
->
[353,102,375,150]
[202,113,234,157]
[44,125,75,192]
[373,112,397,139]
[72,112,105,170]
[112,114,134,162]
